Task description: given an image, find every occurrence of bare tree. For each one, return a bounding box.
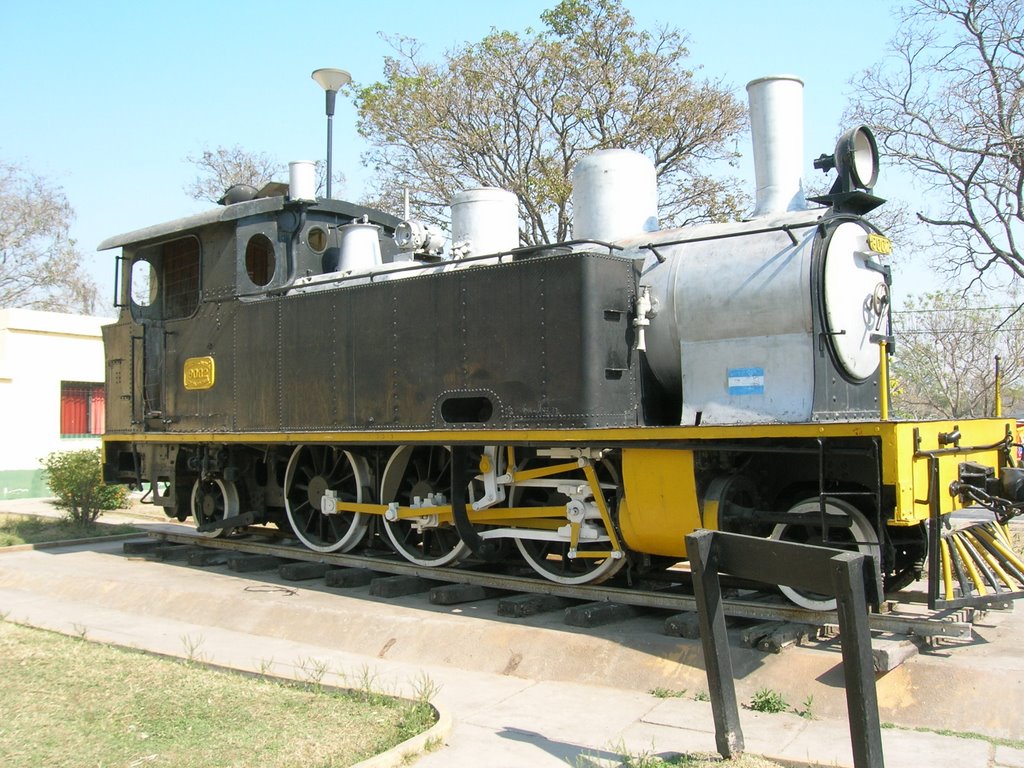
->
[184,146,283,203]
[184,146,347,204]
[848,0,1024,285]
[891,290,1024,417]
[0,162,98,313]
[354,0,747,245]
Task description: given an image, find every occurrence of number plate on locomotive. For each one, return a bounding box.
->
[867,233,892,255]
[183,356,216,390]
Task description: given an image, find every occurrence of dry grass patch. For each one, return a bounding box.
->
[587,746,787,767]
[0,512,141,547]
[0,621,434,767]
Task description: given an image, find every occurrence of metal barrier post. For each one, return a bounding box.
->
[688,529,744,757]
[684,529,884,768]
[831,551,885,768]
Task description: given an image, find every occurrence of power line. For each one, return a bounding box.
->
[893,305,1022,315]
[896,328,1024,335]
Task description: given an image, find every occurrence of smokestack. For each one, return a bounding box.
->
[746,75,807,217]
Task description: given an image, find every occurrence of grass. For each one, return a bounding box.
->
[0,620,435,767]
[0,512,142,547]
[649,687,687,699]
[587,744,787,768]
[880,722,1024,751]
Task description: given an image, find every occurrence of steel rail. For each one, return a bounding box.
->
[152,530,973,640]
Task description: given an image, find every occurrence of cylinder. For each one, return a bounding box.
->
[572,149,658,242]
[450,188,519,258]
[289,160,317,202]
[746,76,807,217]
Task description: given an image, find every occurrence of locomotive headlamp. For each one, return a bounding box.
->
[311,68,352,199]
[836,126,879,190]
[810,125,884,213]
[813,125,880,193]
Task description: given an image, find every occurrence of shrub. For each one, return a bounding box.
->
[40,449,129,527]
[749,687,788,714]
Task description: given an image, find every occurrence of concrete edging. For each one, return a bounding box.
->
[0,533,148,554]
[352,707,454,768]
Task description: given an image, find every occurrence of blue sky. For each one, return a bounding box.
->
[2,0,933,308]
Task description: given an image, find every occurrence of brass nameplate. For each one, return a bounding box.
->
[183,356,215,391]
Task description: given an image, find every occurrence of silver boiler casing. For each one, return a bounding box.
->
[623,208,888,425]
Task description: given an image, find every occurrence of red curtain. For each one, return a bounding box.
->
[90,387,105,435]
[60,383,105,435]
[60,385,88,435]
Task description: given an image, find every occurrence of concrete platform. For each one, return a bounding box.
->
[1,531,1023,767]
[3,497,1024,765]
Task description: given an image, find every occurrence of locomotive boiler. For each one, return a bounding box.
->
[100,76,1024,610]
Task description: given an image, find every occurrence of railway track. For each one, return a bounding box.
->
[147,529,977,641]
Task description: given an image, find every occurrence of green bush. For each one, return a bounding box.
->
[749,687,788,714]
[40,449,129,528]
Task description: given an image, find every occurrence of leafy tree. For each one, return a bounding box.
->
[848,0,1023,284]
[0,162,98,313]
[41,449,130,528]
[184,146,345,203]
[891,290,1024,418]
[354,0,747,245]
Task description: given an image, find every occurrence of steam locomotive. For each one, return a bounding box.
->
[100,76,1024,610]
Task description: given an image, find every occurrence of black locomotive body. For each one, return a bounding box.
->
[99,76,1024,609]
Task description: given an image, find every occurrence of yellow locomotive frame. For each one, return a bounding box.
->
[105,415,1019,608]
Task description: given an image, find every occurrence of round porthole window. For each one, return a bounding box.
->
[307,226,328,254]
[245,234,276,286]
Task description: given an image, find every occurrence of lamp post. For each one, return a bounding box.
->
[311,68,352,199]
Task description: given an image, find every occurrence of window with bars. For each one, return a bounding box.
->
[129,236,201,321]
[60,382,106,437]
[162,237,201,319]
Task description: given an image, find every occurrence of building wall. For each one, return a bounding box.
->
[0,308,111,499]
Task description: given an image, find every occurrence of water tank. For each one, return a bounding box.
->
[450,188,519,258]
[572,149,658,242]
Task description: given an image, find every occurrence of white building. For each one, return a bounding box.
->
[0,308,110,499]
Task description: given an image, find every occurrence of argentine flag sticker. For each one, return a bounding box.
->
[727,367,765,396]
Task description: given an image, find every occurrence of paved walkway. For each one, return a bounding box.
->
[1,500,1022,767]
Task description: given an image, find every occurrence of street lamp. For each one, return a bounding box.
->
[311,67,352,199]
